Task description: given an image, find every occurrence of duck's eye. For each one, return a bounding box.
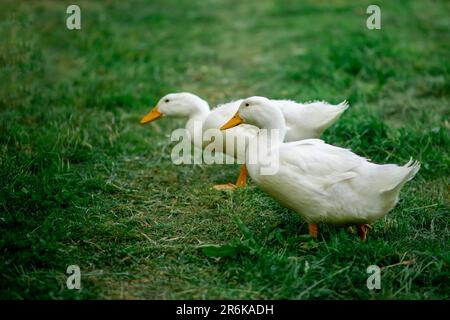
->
[165,99,170,103]
[245,103,249,107]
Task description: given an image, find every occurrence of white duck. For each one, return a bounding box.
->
[221,96,420,240]
[140,92,348,189]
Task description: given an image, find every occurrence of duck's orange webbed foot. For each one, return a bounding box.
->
[212,164,248,191]
[212,183,237,191]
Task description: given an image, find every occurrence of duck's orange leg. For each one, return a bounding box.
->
[235,164,248,187]
[308,223,318,239]
[212,164,247,191]
[357,224,371,241]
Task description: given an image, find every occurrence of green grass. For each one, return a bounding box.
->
[0,0,449,299]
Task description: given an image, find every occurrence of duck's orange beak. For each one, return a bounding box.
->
[220,113,243,130]
[140,107,162,124]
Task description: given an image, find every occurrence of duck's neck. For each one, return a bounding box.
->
[245,117,285,172]
[257,114,287,144]
[246,115,286,161]
[185,100,210,140]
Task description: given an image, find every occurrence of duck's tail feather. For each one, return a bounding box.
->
[336,100,349,112]
[316,100,349,130]
[380,159,420,195]
[403,158,421,182]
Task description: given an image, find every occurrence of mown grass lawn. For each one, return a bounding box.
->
[0,0,449,299]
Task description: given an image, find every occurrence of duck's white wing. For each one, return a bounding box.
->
[272,100,349,141]
[281,139,420,197]
[278,139,366,193]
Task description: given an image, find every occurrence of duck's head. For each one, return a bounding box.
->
[221,96,284,131]
[140,92,209,124]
